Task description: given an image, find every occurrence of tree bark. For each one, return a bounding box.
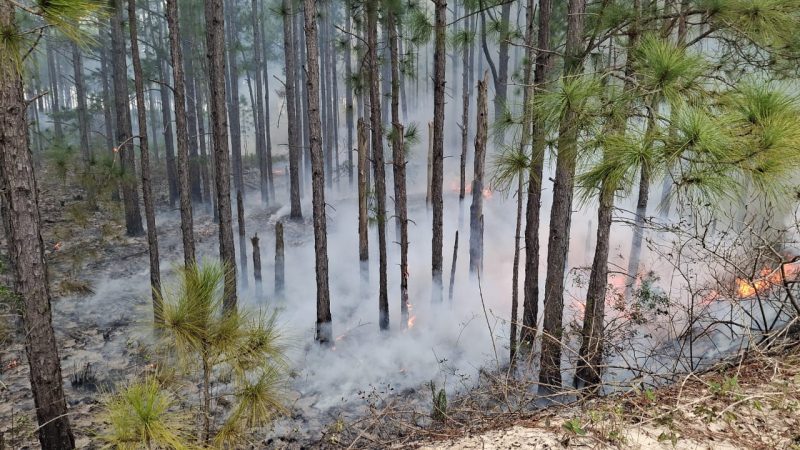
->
[366,0,389,330]
[388,4,409,329]
[0,4,75,446]
[166,0,196,266]
[275,221,285,298]
[344,1,354,186]
[181,30,203,203]
[204,0,238,311]
[303,0,333,344]
[469,75,488,276]
[129,0,163,322]
[357,118,369,286]
[283,0,302,219]
[448,231,459,301]
[521,0,553,348]
[493,2,512,146]
[224,0,245,203]
[45,33,63,142]
[539,0,587,392]
[252,233,262,297]
[237,190,248,289]
[111,0,144,236]
[252,0,270,206]
[431,0,446,303]
[70,42,91,165]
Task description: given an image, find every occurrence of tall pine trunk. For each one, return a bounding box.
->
[70,42,91,165]
[431,0,446,303]
[0,4,75,446]
[224,0,245,202]
[469,75,488,276]
[539,0,587,392]
[388,5,409,329]
[283,0,302,219]
[129,0,163,322]
[252,0,269,206]
[205,0,239,311]
[521,0,553,348]
[111,0,144,236]
[303,0,333,344]
[366,0,389,330]
[166,0,196,266]
[357,118,369,286]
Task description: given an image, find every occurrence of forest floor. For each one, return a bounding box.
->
[361,340,800,450]
[2,168,800,449]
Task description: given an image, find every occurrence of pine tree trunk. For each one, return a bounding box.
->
[344,1,354,186]
[252,0,270,206]
[225,0,245,202]
[70,42,91,165]
[366,0,389,330]
[357,118,369,285]
[194,75,213,212]
[259,3,275,199]
[0,5,75,446]
[388,6,409,329]
[158,60,179,207]
[469,75,488,276]
[539,0,587,392]
[521,0,553,348]
[303,0,333,344]
[283,0,302,219]
[205,0,238,312]
[45,33,63,142]
[181,34,203,203]
[166,0,196,266]
[493,2,512,146]
[512,0,535,364]
[431,0,446,303]
[129,0,163,322]
[99,46,117,177]
[237,190,248,289]
[448,231,459,301]
[275,221,285,298]
[459,8,471,202]
[252,233,262,297]
[111,0,144,237]
[575,184,613,390]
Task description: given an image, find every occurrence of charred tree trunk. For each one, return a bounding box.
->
[431,0,446,303]
[166,0,196,266]
[237,190,248,289]
[493,2,512,145]
[539,0,587,392]
[366,0,389,330]
[469,75,488,276]
[283,0,302,219]
[275,221,285,298]
[111,0,144,237]
[129,0,163,321]
[259,2,275,199]
[521,0,553,348]
[252,233,262,297]
[448,231,459,301]
[0,4,75,446]
[459,9,471,202]
[357,118,369,285]
[303,0,333,344]
[204,0,238,311]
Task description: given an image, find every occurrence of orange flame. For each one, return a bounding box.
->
[734,263,800,299]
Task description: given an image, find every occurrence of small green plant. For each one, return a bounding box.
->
[562,417,587,436]
[101,375,191,449]
[708,375,740,396]
[430,381,447,422]
[157,261,289,446]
